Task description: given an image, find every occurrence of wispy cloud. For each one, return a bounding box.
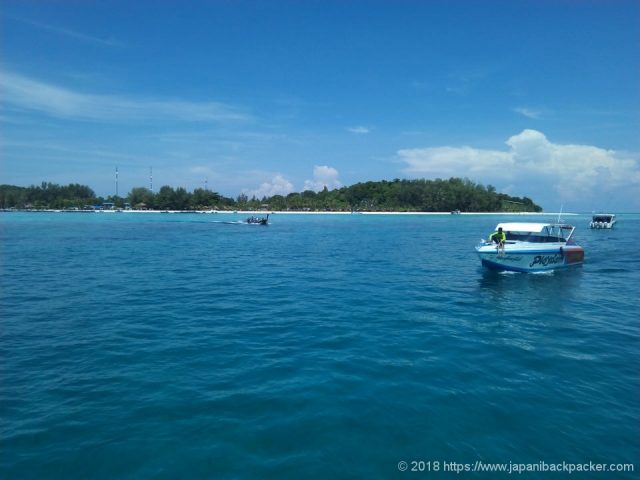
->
[0,72,251,123]
[445,85,469,95]
[410,80,429,90]
[7,14,125,47]
[445,70,488,96]
[347,126,370,134]
[398,129,640,208]
[514,107,543,119]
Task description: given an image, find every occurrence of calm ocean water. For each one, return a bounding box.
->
[1,212,638,479]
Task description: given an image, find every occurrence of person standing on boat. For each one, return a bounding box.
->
[489,227,506,253]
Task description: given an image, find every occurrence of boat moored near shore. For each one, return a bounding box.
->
[590,214,616,229]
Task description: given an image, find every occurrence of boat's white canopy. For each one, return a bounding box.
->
[496,222,549,233]
[496,222,575,233]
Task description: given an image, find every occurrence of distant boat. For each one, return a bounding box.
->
[246,214,269,225]
[451,209,461,215]
[590,214,616,229]
[476,222,584,272]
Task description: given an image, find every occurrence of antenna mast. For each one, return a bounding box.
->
[150,166,153,193]
[115,166,119,197]
[557,204,563,224]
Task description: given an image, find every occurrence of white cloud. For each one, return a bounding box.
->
[347,126,370,134]
[506,129,640,195]
[0,72,250,123]
[303,165,342,192]
[400,145,513,180]
[244,174,294,199]
[399,129,640,209]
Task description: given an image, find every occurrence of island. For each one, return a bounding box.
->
[0,178,542,213]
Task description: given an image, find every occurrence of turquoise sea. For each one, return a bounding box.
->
[1,212,638,479]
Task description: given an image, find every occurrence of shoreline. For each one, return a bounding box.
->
[1,209,578,216]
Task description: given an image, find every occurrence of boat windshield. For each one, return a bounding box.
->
[501,224,573,243]
[593,215,613,222]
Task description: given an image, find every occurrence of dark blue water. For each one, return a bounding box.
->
[2,213,638,479]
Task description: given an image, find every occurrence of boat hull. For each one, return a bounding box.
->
[476,245,584,272]
[589,222,615,229]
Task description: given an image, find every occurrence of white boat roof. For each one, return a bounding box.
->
[496,222,571,233]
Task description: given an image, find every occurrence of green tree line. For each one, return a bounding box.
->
[0,182,101,209]
[1,178,542,212]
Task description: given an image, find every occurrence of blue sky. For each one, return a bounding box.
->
[1,0,639,211]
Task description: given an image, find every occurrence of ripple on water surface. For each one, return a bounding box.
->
[1,213,639,478]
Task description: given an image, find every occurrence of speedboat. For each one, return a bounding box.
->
[590,214,616,229]
[246,214,269,225]
[476,222,584,272]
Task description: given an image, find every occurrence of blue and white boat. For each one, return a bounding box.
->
[476,222,585,272]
